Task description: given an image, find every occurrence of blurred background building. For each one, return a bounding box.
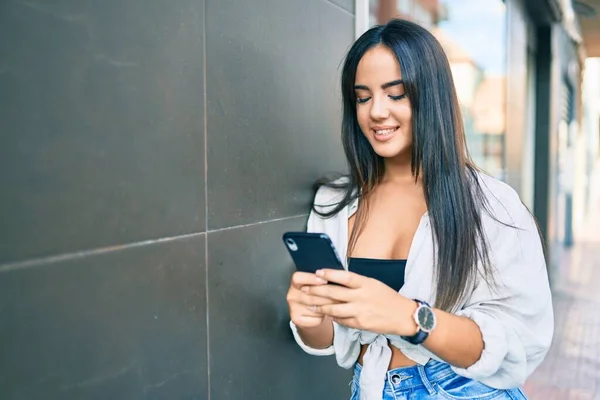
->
[361,0,600,277]
[0,0,599,399]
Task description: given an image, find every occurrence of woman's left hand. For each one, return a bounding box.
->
[303,268,419,336]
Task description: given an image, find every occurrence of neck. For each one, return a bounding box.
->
[381,152,418,184]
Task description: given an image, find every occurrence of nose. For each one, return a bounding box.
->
[369,95,390,120]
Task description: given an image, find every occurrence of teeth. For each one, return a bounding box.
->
[374,128,396,135]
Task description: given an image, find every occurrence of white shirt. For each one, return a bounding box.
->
[289,172,553,400]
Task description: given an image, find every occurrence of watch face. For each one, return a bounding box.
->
[417,306,436,332]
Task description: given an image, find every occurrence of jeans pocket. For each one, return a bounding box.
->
[435,373,507,400]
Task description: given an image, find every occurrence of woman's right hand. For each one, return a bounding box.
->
[286,271,339,328]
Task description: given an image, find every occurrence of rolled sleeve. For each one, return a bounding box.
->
[450,205,554,388]
[452,307,527,388]
[289,321,335,356]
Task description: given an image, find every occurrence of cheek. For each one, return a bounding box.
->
[392,106,413,142]
[356,107,371,135]
[404,110,412,132]
[392,104,412,125]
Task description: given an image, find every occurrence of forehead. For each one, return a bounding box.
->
[355,45,403,83]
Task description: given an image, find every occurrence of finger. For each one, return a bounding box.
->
[330,317,356,327]
[315,269,363,288]
[315,302,355,318]
[304,284,354,302]
[300,307,327,317]
[297,292,342,307]
[292,315,326,327]
[291,271,328,289]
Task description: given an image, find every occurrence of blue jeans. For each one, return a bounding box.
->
[350,360,528,399]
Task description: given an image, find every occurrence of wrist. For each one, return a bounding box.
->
[401,299,437,345]
[296,318,334,349]
[390,295,419,336]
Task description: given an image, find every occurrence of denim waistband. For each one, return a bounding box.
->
[353,359,454,393]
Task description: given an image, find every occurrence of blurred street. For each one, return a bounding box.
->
[524,160,600,399]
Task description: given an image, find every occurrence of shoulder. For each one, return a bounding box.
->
[312,176,352,215]
[306,177,351,233]
[474,172,526,216]
[473,171,536,230]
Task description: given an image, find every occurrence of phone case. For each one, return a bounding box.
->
[282,232,345,273]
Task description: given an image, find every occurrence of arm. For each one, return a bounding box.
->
[421,207,553,387]
[419,308,484,369]
[288,271,336,355]
[293,317,334,350]
[311,203,553,387]
[288,184,342,356]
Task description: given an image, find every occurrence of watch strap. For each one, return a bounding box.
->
[401,299,431,345]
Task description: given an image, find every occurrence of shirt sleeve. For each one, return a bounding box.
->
[288,186,338,356]
[450,204,554,389]
[289,320,335,356]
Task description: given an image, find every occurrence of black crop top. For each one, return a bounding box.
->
[348,258,407,292]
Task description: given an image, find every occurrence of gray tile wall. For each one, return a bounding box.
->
[0,0,352,398]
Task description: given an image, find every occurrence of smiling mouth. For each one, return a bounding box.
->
[373,127,399,137]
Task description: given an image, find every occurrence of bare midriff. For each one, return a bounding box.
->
[358,341,417,369]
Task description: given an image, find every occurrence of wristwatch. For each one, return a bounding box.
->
[402,299,436,345]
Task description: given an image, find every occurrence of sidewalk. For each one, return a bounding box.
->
[523,162,600,399]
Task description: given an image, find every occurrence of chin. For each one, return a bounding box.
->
[371,144,411,160]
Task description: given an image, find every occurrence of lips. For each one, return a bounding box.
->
[372,126,399,141]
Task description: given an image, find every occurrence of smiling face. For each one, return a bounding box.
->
[354,45,413,161]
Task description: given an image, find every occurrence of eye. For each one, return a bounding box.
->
[389,94,407,101]
[356,96,371,104]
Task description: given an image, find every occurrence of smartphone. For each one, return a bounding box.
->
[282,232,345,273]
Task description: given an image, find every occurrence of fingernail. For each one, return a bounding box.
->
[316,270,324,277]
[301,286,309,293]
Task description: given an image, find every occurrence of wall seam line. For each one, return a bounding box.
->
[0,215,309,272]
[202,0,210,398]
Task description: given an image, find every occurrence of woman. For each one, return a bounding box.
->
[286,19,553,400]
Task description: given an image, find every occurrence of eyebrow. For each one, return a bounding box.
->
[354,79,404,91]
